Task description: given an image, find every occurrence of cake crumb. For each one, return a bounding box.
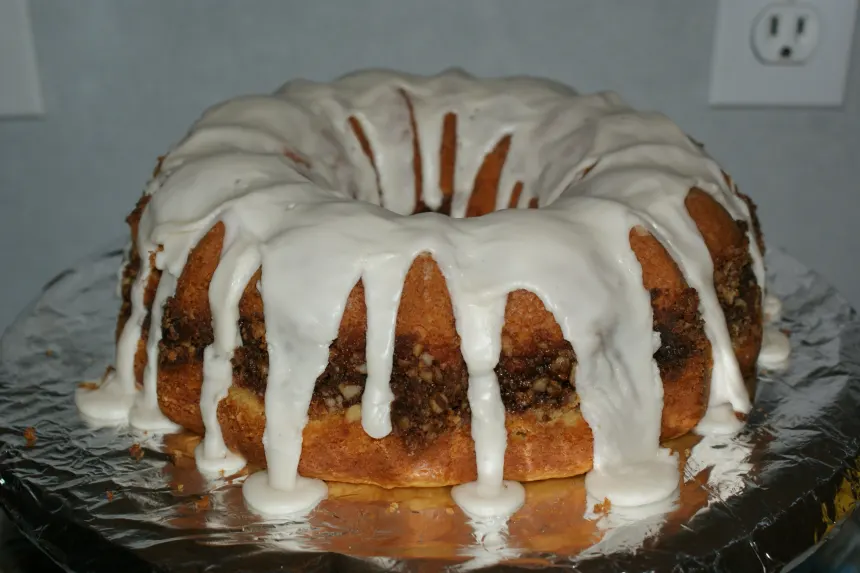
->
[129,443,144,460]
[683,448,691,458]
[105,490,115,501]
[593,497,612,515]
[445,507,455,516]
[387,502,399,513]
[193,495,210,511]
[45,349,54,357]
[23,427,36,446]
[78,381,99,391]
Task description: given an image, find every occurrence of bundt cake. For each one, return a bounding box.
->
[77,69,771,518]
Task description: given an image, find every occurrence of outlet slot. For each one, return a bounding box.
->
[752,3,820,65]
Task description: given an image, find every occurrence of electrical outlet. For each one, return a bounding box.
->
[710,0,858,107]
[751,4,819,64]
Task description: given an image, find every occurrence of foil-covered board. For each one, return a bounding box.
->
[1,242,859,572]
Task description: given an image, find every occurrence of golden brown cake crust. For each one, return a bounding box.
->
[120,192,764,489]
[117,113,764,489]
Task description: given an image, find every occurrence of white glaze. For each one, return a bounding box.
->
[129,271,182,432]
[194,234,258,475]
[695,403,745,436]
[85,69,778,519]
[764,293,782,322]
[243,471,328,517]
[76,258,151,425]
[758,326,791,370]
[75,372,137,426]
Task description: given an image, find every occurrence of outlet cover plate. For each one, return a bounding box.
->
[0,0,44,118]
[710,0,858,107]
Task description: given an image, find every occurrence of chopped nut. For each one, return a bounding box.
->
[339,384,362,400]
[398,417,411,430]
[412,343,424,357]
[345,404,362,423]
[194,495,211,511]
[550,354,571,377]
[420,352,434,366]
[407,368,418,378]
[387,502,399,513]
[430,394,448,414]
[23,427,36,446]
[547,380,563,397]
[356,363,368,374]
[569,365,577,384]
[433,366,444,382]
[593,497,612,514]
[324,397,337,409]
[419,369,434,383]
[532,377,549,393]
[251,322,265,340]
[129,443,144,460]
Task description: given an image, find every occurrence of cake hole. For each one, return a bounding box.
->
[437,113,457,216]
[348,116,382,205]
[353,108,530,219]
[467,134,512,218]
[400,89,430,214]
[508,182,524,209]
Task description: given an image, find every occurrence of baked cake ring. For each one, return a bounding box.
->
[77,69,771,518]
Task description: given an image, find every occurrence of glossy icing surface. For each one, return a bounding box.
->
[77,69,770,519]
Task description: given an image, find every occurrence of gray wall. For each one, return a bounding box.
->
[1,0,859,332]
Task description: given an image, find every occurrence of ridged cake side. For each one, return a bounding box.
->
[80,70,768,516]
[115,167,763,488]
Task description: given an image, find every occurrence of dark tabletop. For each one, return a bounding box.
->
[0,512,62,573]
[2,505,859,572]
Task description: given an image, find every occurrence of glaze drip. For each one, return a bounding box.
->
[79,69,772,519]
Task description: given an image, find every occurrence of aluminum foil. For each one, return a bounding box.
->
[1,241,859,572]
